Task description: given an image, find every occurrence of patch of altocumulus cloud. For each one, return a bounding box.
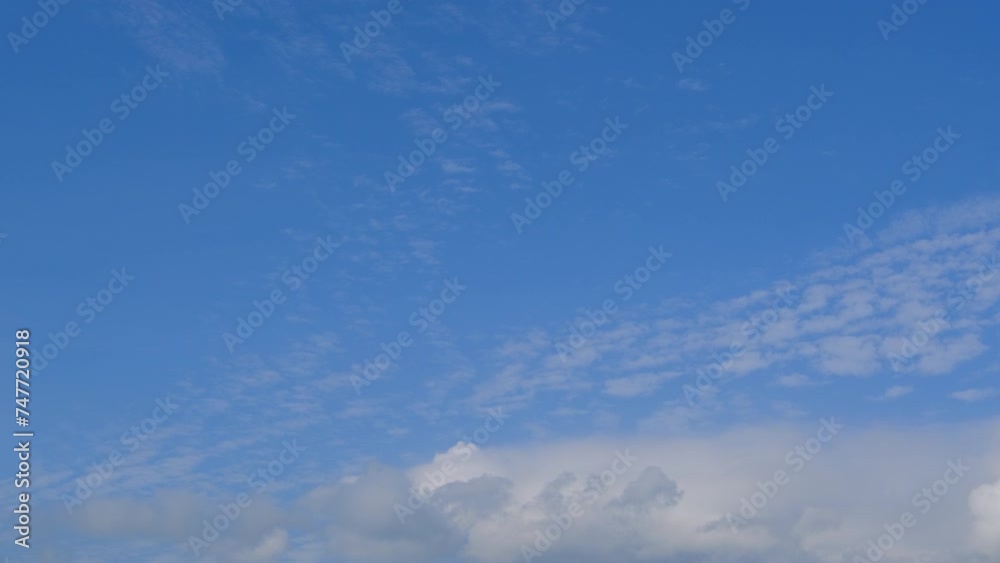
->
[454,196,1000,416]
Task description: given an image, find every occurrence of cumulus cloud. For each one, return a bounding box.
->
[41,419,1000,562]
[970,479,1000,554]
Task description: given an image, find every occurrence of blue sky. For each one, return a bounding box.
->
[2,1,1000,561]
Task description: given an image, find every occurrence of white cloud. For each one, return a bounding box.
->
[877,385,914,400]
[970,479,1000,553]
[952,388,999,402]
[604,372,676,397]
[113,0,225,74]
[773,374,822,388]
[677,78,710,92]
[48,419,1000,562]
[464,196,1000,411]
[238,528,290,561]
[441,159,477,174]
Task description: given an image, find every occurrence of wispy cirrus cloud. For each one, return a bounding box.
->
[112,0,225,74]
[677,78,710,92]
[952,388,999,402]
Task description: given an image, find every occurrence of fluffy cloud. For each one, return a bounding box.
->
[44,419,1000,562]
[970,479,1000,553]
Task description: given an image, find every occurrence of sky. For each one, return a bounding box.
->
[1,0,1000,561]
